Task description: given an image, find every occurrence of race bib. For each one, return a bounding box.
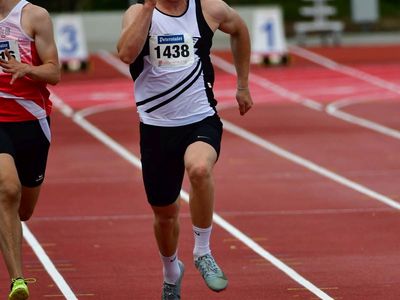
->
[0,40,21,62]
[149,34,194,68]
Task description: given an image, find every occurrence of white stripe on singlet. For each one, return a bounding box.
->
[0,91,51,141]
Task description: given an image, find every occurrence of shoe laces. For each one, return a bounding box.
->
[196,255,220,278]
[162,282,180,300]
[10,277,36,290]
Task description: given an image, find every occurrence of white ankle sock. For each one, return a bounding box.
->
[160,251,180,284]
[193,225,212,259]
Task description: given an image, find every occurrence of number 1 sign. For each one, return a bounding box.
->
[251,7,288,65]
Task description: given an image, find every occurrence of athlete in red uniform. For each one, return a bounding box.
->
[0,1,60,299]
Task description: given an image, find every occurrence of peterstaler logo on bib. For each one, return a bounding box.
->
[0,41,10,50]
[158,35,185,44]
[150,33,195,68]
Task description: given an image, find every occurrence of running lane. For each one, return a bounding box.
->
[10,47,400,299]
[67,49,400,299]
[9,55,332,299]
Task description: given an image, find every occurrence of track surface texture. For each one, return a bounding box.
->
[1,44,399,300]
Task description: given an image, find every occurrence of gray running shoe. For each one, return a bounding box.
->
[161,260,184,300]
[194,254,228,292]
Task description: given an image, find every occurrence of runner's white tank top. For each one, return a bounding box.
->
[131,0,217,127]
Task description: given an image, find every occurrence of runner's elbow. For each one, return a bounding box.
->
[118,51,135,65]
[49,72,61,85]
[117,43,138,64]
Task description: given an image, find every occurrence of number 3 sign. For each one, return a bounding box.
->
[54,15,89,69]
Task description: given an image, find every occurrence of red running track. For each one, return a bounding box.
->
[1,45,400,299]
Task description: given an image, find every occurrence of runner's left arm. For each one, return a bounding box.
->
[203,0,253,116]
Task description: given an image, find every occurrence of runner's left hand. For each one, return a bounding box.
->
[236,88,253,116]
[0,49,30,85]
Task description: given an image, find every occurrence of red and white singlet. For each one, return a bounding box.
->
[0,0,51,125]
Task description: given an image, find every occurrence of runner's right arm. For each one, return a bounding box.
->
[117,0,157,64]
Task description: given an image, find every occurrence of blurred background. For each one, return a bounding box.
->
[33,0,400,69]
[31,0,400,33]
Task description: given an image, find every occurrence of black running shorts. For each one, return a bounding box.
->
[140,114,223,207]
[0,118,51,187]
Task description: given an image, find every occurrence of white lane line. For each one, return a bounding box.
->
[95,51,400,209]
[30,207,393,223]
[52,94,334,300]
[289,45,400,139]
[289,45,400,95]
[326,96,400,140]
[19,92,79,300]
[57,97,400,211]
[94,51,400,208]
[211,50,400,143]
[222,119,400,210]
[97,50,131,78]
[209,54,324,111]
[22,223,78,300]
[77,101,134,118]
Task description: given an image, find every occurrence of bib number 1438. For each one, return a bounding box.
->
[150,34,194,68]
[154,44,190,60]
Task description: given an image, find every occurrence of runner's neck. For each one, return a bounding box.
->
[0,0,20,19]
[156,0,188,17]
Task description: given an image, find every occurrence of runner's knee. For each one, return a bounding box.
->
[187,163,211,184]
[153,202,180,225]
[155,214,178,228]
[0,180,21,206]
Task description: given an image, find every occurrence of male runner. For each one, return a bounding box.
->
[118,0,252,298]
[0,0,60,299]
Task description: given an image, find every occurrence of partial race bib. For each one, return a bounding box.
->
[0,40,21,73]
[0,40,21,62]
[149,34,194,68]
